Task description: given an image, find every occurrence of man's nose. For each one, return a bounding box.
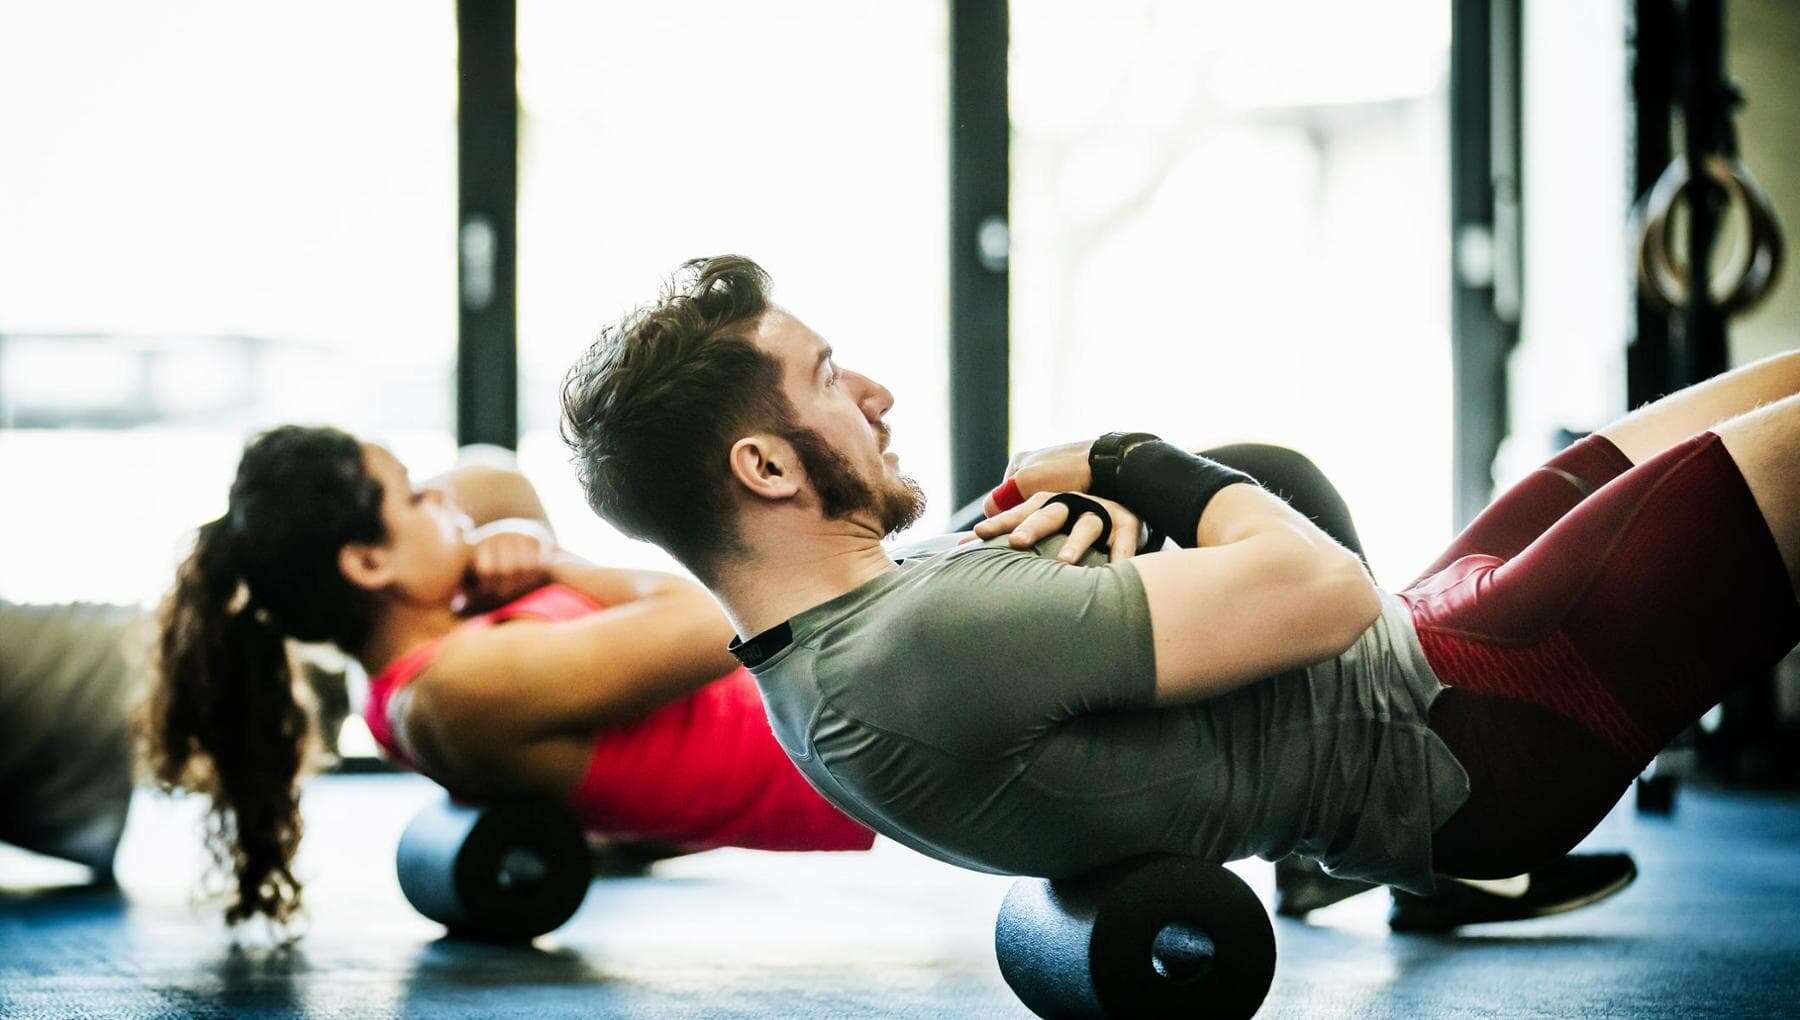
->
[846,369,894,420]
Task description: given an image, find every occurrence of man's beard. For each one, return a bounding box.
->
[784,426,927,537]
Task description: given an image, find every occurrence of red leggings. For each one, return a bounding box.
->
[1402,431,1800,878]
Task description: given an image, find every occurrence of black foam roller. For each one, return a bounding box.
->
[395,797,590,942]
[995,855,1277,1019]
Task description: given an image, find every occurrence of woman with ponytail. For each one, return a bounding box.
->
[146,425,873,926]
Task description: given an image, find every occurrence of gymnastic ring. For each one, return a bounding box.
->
[1637,155,1785,314]
[1636,155,1786,317]
[1637,155,1784,314]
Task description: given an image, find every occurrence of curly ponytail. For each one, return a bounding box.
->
[148,514,310,923]
[143,425,385,926]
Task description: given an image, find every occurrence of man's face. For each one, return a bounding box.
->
[751,307,925,536]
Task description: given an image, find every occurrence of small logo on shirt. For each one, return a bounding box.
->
[728,621,794,669]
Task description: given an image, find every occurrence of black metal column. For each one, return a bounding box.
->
[1677,0,1730,384]
[1628,0,1677,409]
[948,0,1010,507]
[1631,0,1783,787]
[1448,0,1522,528]
[456,0,519,449]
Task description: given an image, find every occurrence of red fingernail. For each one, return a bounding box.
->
[990,478,1024,512]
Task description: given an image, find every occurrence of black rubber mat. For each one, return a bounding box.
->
[3,774,1798,1017]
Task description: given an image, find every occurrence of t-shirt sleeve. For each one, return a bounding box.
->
[838,538,1157,756]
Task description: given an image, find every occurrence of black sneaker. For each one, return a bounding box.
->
[1274,855,1379,917]
[1388,852,1638,932]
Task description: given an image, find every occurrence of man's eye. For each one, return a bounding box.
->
[828,364,842,385]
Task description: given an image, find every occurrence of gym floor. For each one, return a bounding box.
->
[3,775,1798,1018]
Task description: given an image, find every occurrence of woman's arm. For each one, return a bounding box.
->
[430,457,564,607]
[541,552,715,609]
[400,564,739,777]
[428,452,555,535]
[435,458,713,612]
[392,694,593,803]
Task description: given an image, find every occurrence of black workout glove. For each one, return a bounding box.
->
[1044,492,1114,552]
[1089,436,1256,548]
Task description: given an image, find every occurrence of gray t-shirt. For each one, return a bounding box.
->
[735,536,1471,894]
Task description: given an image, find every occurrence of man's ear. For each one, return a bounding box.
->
[338,542,393,592]
[728,434,802,503]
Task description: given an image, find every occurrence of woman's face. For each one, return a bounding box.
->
[354,444,473,605]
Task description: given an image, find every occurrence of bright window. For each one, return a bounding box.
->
[1009,1,1453,583]
[0,1,457,605]
[514,1,951,571]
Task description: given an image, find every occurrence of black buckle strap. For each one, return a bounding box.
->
[1088,432,1161,500]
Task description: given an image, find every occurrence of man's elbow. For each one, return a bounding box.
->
[1319,550,1381,653]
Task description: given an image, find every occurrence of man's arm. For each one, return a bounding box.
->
[1130,482,1380,703]
[980,435,1380,702]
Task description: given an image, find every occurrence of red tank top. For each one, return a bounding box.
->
[363,584,872,852]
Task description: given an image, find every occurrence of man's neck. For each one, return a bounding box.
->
[715,533,897,640]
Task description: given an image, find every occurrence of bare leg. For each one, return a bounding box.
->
[1714,392,1800,590]
[1601,350,1800,466]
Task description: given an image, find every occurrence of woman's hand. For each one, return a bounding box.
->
[983,439,1095,514]
[970,490,1144,564]
[465,518,555,605]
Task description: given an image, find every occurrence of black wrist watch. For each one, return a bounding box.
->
[1087,432,1160,499]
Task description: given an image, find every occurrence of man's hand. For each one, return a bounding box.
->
[983,439,1095,514]
[970,490,1143,564]
[465,518,555,605]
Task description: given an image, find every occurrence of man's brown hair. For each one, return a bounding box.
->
[560,255,790,583]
